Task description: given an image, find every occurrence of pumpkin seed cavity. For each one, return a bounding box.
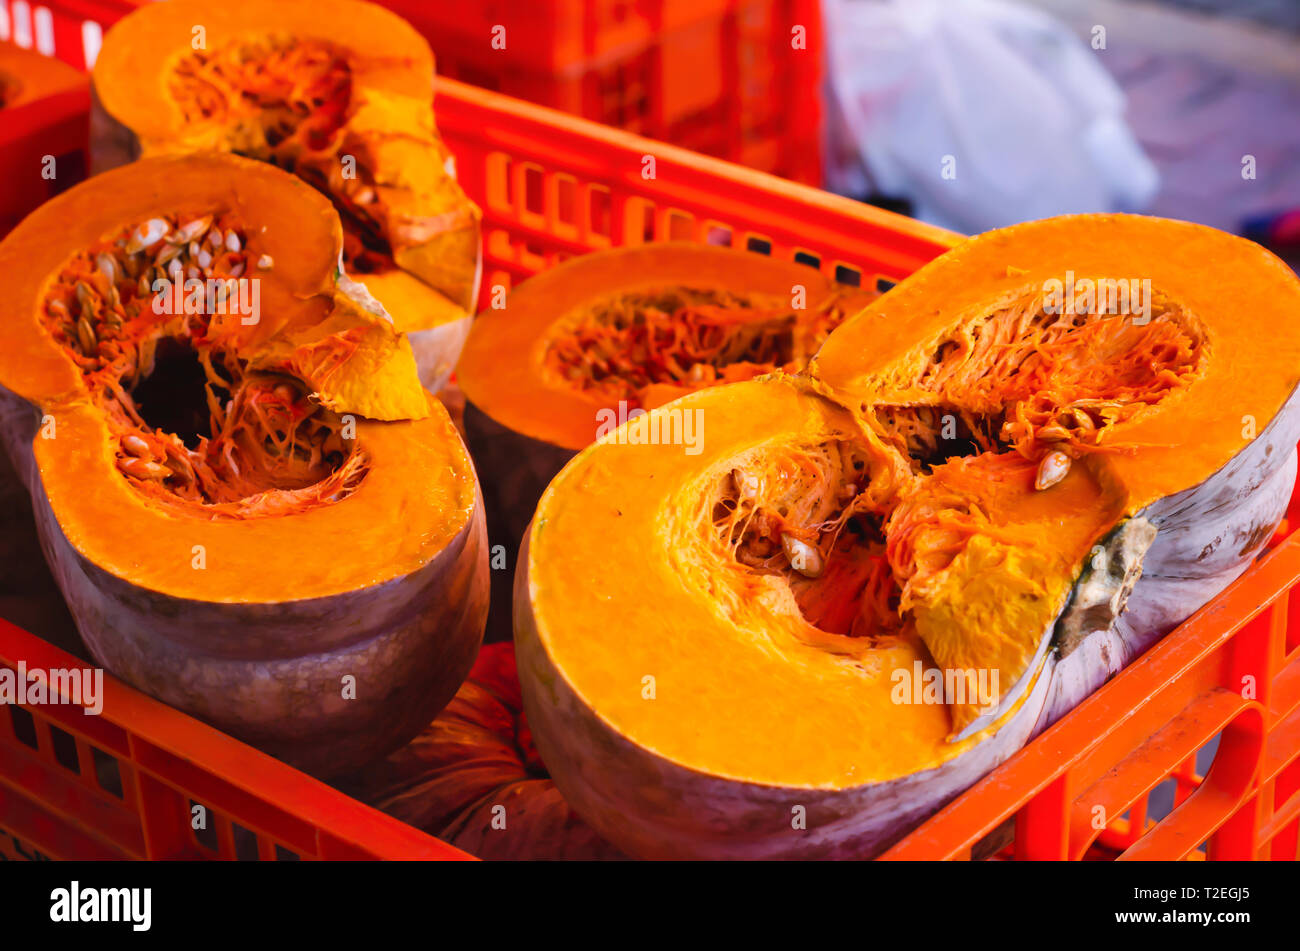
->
[543,286,862,409]
[698,284,1207,650]
[168,36,397,279]
[40,211,366,519]
[871,285,1206,475]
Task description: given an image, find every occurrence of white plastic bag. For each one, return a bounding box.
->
[823,0,1159,233]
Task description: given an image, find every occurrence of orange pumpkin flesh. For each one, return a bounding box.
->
[516,214,1300,858]
[458,242,875,639]
[0,153,488,776]
[90,0,481,392]
[0,40,86,109]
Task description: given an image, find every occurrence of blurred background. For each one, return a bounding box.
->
[391,0,1300,268]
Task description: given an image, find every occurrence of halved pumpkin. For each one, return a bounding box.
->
[0,40,86,109]
[90,0,481,392]
[458,242,875,638]
[515,214,1300,858]
[0,153,489,777]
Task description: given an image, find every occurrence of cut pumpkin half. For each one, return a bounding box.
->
[458,241,876,638]
[90,0,481,392]
[0,153,489,777]
[515,214,1300,858]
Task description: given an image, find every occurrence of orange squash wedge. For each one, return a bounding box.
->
[0,40,85,110]
[514,214,1300,858]
[458,242,875,638]
[0,153,488,777]
[90,0,481,393]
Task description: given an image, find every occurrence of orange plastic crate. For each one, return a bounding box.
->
[0,0,1297,862]
[380,0,824,185]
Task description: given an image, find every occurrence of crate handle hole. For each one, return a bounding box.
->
[8,705,39,750]
[91,746,124,799]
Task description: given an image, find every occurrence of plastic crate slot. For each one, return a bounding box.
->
[520,163,545,216]
[621,197,654,245]
[585,183,612,239]
[11,1,32,48]
[638,202,655,243]
[663,209,693,241]
[484,152,512,213]
[1287,578,1300,656]
[189,800,220,854]
[231,820,260,861]
[704,222,732,247]
[47,721,78,773]
[793,249,820,270]
[8,703,38,750]
[1269,650,1300,728]
[274,843,300,861]
[833,263,861,287]
[486,229,515,265]
[876,277,896,294]
[90,746,123,799]
[554,174,579,227]
[519,239,547,272]
[1263,761,1300,846]
[81,18,101,69]
[32,4,53,55]
[745,235,771,255]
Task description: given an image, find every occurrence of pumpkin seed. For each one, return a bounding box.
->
[174,215,212,244]
[225,231,241,253]
[156,243,183,267]
[257,254,273,270]
[208,228,223,248]
[76,317,97,354]
[121,434,151,457]
[229,262,245,279]
[117,456,169,480]
[74,281,96,316]
[198,249,213,269]
[732,468,761,501]
[126,218,169,254]
[1035,450,1071,491]
[95,253,118,283]
[782,533,824,579]
[1037,423,1071,443]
